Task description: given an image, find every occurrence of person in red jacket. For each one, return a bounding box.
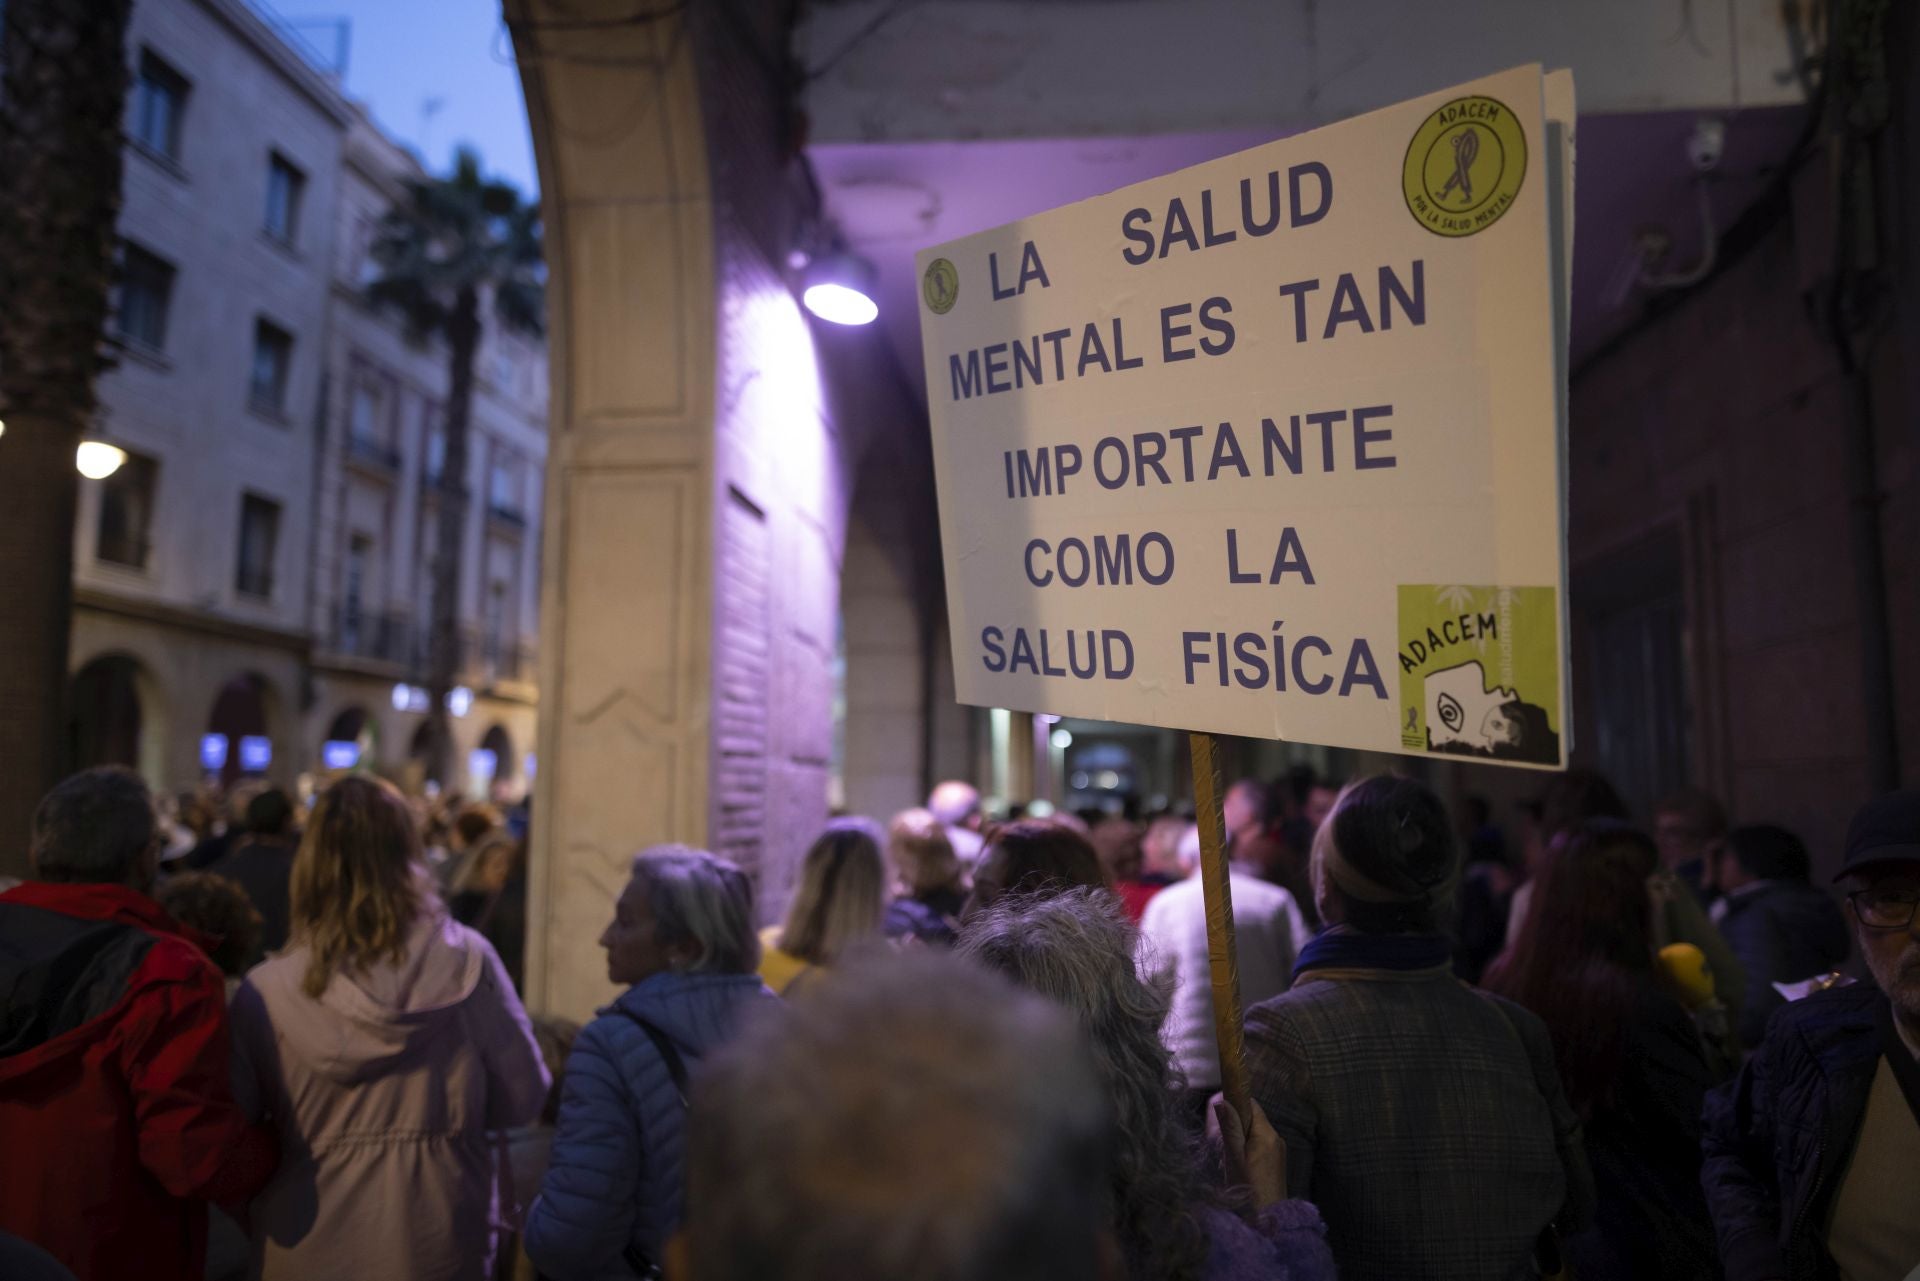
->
[0,766,279,1281]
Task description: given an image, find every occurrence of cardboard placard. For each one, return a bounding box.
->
[917,65,1576,769]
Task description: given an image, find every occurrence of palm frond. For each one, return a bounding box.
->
[362,148,545,346]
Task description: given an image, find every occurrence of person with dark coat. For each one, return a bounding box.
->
[207,786,298,952]
[1485,819,1723,1280]
[524,845,777,1279]
[1711,824,1852,1048]
[1702,790,1920,1281]
[1245,776,1594,1281]
[881,808,967,945]
[0,768,278,1281]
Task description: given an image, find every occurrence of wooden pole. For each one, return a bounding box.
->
[1188,730,1251,1123]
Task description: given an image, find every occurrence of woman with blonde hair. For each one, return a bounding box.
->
[882,807,967,945]
[758,818,886,994]
[230,775,549,1281]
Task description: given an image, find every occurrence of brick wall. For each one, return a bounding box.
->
[692,6,935,917]
[1564,40,1919,869]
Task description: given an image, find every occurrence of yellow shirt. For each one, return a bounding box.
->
[1826,1055,1920,1281]
[757,925,815,996]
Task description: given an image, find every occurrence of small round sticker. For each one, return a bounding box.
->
[922,258,959,315]
[1401,95,1528,238]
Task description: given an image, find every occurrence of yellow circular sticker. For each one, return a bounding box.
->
[922,258,959,315]
[1402,95,1527,238]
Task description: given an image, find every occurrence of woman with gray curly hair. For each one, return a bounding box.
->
[959,889,1335,1281]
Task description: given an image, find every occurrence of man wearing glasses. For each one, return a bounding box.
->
[1702,790,1920,1281]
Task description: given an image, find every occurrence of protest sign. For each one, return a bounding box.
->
[917,64,1576,770]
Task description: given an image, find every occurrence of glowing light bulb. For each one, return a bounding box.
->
[76,441,127,479]
[802,282,878,326]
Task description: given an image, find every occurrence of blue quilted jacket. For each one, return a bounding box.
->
[523,971,777,1279]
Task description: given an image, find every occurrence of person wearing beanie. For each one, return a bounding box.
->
[1243,775,1594,1281]
[1703,789,1920,1281]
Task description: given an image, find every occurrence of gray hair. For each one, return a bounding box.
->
[957,889,1216,1281]
[686,950,1110,1281]
[630,844,759,976]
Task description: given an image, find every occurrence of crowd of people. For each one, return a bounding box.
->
[0,758,1916,1281]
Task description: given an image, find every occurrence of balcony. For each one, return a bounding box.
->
[329,607,418,669]
[346,434,402,477]
[327,609,537,693]
[478,637,538,689]
[419,472,470,502]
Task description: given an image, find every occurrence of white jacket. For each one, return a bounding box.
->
[1139,872,1311,1092]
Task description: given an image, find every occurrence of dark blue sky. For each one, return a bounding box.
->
[253,0,539,195]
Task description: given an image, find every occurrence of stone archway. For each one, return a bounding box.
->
[206,673,278,786]
[321,705,377,772]
[68,652,168,785]
[506,0,720,1018]
[480,723,516,787]
[508,3,935,1018]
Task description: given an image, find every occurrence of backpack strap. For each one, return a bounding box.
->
[615,1008,691,1108]
[604,1009,692,1278]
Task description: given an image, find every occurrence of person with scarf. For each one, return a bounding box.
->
[1243,775,1596,1281]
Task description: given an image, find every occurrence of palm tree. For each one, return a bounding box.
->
[367,147,543,788]
[0,0,135,872]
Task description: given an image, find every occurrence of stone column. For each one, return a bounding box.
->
[507,1,717,1019]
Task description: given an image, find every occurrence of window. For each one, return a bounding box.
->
[132,49,190,163]
[249,319,292,415]
[264,152,304,245]
[424,419,446,484]
[489,453,517,511]
[342,535,371,650]
[114,242,175,351]
[350,378,383,446]
[96,450,158,569]
[235,494,280,598]
[351,214,380,285]
[484,581,507,671]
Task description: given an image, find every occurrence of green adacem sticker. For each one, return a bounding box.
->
[1396,585,1560,765]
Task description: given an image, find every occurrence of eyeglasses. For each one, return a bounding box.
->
[1849,887,1920,931]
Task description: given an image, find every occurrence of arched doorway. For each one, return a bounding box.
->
[69,655,147,775]
[475,723,515,799]
[321,705,378,772]
[206,674,272,786]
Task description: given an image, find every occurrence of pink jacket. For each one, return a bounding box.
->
[230,911,549,1281]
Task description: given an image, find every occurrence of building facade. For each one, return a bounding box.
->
[304,114,546,801]
[69,0,547,804]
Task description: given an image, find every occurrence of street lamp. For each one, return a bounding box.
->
[801,251,879,326]
[76,441,127,480]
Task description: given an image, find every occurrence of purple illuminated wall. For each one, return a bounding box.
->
[693,6,933,917]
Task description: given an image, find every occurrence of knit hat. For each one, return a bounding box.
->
[1319,777,1459,906]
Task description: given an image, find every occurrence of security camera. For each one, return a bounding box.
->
[1688,118,1726,173]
